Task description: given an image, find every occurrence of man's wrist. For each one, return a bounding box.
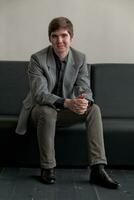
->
[53,98,65,109]
[64,99,70,108]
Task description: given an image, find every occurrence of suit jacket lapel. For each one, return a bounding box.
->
[62,49,76,96]
[46,46,57,89]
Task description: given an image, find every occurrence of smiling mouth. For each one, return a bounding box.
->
[57,45,65,48]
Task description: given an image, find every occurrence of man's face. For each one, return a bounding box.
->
[49,28,73,56]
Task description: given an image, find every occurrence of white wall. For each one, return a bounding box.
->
[0,0,134,63]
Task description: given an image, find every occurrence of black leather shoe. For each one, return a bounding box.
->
[90,166,120,189]
[41,168,56,184]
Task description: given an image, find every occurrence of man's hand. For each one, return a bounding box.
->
[64,93,89,115]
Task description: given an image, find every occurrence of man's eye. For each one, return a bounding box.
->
[52,35,57,39]
[62,34,68,38]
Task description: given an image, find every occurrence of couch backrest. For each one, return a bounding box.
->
[0,61,29,115]
[1,61,134,118]
[91,64,134,118]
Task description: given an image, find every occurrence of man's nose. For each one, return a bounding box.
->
[57,36,62,42]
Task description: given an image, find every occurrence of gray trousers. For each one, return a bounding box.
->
[30,104,107,169]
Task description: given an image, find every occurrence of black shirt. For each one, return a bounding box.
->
[53,50,68,109]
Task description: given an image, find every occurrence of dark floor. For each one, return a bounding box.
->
[0,167,134,200]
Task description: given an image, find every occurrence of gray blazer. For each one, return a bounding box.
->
[16,46,93,135]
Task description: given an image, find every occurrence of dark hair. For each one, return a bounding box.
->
[48,17,74,38]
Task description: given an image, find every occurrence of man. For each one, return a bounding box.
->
[16,17,120,189]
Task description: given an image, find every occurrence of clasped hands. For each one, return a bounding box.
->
[64,93,90,115]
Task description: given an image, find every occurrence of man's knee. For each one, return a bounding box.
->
[38,105,57,119]
[86,103,102,120]
[91,104,101,114]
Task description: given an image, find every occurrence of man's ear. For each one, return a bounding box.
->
[70,36,73,43]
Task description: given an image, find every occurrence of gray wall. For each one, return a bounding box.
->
[0,0,134,63]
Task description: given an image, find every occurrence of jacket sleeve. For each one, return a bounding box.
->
[28,55,60,106]
[73,55,94,102]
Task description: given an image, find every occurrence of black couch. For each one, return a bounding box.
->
[0,61,134,168]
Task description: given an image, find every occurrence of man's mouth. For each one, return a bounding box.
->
[57,44,65,48]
